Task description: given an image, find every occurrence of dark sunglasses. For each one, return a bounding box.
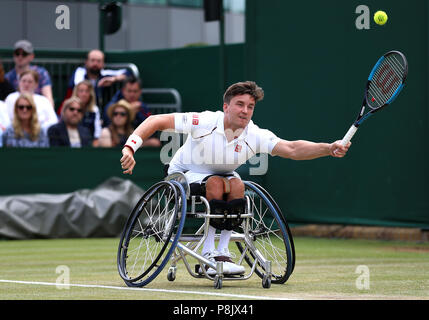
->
[17,105,33,111]
[68,107,83,113]
[113,111,127,117]
[14,50,29,57]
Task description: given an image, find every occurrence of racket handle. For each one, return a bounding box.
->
[341,125,358,146]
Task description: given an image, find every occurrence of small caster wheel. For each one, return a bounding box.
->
[262,274,271,289]
[167,267,176,282]
[214,275,223,289]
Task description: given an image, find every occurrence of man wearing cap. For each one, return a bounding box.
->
[5,40,54,107]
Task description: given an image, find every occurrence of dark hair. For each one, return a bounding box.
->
[123,76,142,89]
[223,81,264,104]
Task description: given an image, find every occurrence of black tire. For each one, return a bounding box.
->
[117,180,186,287]
[236,181,295,284]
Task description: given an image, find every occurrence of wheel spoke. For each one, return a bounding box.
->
[117,182,186,286]
[238,182,294,284]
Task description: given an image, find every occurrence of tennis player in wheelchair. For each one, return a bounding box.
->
[120,81,350,276]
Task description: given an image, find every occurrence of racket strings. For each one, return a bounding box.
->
[368,85,386,108]
[386,54,405,77]
[368,54,405,108]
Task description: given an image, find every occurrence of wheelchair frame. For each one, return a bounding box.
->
[117,172,295,289]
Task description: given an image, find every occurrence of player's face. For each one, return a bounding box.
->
[223,94,255,130]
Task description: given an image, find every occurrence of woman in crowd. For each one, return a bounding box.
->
[71,80,102,146]
[0,100,10,133]
[98,99,134,148]
[2,93,49,147]
[4,69,57,130]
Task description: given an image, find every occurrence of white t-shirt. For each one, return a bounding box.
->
[67,127,81,148]
[168,111,280,179]
[5,92,58,130]
[0,100,11,132]
[91,105,102,139]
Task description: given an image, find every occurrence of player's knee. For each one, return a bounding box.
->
[205,176,225,199]
[229,178,244,197]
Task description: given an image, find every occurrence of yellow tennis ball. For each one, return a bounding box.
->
[374,10,388,26]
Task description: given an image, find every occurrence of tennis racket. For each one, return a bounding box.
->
[338,50,408,148]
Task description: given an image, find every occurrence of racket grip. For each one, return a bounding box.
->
[341,125,358,146]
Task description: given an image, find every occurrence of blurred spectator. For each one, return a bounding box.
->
[0,100,11,133]
[98,99,134,148]
[61,49,130,112]
[5,40,54,106]
[48,97,92,147]
[72,80,102,146]
[0,100,10,149]
[0,59,14,100]
[5,69,57,130]
[103,76,151,127]
[2,93,49,148]
[103,77,160,147]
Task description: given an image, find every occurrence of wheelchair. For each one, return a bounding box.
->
[117,172,295,289]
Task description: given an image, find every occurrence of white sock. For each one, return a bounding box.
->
[217,229,232,253]
[202,225,216,255]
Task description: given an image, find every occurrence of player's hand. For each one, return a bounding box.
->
[330,140,351,158]
[120,147,136,175]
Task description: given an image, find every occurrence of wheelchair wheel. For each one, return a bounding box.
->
[236,181,295,284]
[117,180,186,287]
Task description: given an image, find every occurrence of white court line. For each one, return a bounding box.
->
[0,279,292,300]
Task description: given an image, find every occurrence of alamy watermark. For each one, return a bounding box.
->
[355,265,370,290]
[56,265,70,289]
[159,131,270,176]
[55,5,70,30]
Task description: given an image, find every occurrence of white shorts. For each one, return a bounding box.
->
[184,171,241,184]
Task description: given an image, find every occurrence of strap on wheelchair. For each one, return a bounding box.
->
[228,198,246,216]
[221,177,231,194]
[208,198,245,231]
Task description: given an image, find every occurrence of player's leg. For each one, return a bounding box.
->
[201,176,226,257]
[205,175,225,200]
[226,177,244,201]
[217,177,245,252]
[204,176,245,275]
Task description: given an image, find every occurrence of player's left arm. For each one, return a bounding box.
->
[120,114,175,175]
[271,139,350,160]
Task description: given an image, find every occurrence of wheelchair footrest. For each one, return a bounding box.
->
[194,264,244,278]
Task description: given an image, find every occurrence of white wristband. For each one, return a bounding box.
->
[124,134,143,154]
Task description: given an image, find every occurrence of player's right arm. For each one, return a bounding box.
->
[120,114,175,175]
[271,139,350,160]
